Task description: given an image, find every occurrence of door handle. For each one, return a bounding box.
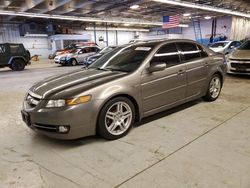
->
[204,62,209,67]
[177,69,184,75]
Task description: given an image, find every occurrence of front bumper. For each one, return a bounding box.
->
[21,98,99,140]
[54,59,71,65]
[227,60,250,75]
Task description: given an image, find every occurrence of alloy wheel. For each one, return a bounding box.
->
[209,77,221,99]
[105,101,132,136]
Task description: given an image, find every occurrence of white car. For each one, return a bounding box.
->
[227,40,250,75]
[54,46,100,66]
[209,41,241,55]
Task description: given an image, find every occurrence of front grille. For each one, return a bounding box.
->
[230,69,250,73]
[230,59,250,61]
[26,92,41,108]
[33,123,57,132]
[231,63,250,69]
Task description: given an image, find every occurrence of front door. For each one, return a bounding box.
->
[141,43,187,115]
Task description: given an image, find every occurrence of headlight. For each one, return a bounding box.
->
[60,57,66,60]
[46,100,66,108]
[45,95,91,108]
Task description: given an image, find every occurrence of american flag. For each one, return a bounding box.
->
[162,15,180,29]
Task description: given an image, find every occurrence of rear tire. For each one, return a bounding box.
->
[97,97,135,140]
[203,74,222,101]
[10,59,25,71]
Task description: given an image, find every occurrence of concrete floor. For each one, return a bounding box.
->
[0,60,250,188]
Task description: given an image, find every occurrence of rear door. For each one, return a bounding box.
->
[176,42,209,99]
[141,43,187,115]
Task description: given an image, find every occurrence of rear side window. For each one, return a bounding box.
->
[93,47,100,52]
[197,45,208,58]
[177,42,201,61]
[10,45,23,54]
[151,43,180,68]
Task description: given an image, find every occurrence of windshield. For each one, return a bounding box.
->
[88,45,154,72]
[238,40,250,50]
[210,42,229,48]
[69,49,79,54]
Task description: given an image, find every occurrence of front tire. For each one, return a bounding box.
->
[97,97,135,140]
[71,59,77,66]
[203,74,222,101]
[10,59,25,71]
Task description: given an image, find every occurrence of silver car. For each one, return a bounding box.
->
[54,46,100,66]
[227,40,250,75]
[21,39,226,140]
[209,41,241,55]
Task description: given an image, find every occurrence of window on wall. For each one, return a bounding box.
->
[176,42,201,61]
[150,43,181,68]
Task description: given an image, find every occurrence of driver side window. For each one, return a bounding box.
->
[150,43,181,68]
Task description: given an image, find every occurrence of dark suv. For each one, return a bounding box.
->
[0,43,30,71]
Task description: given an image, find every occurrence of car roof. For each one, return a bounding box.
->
[77,45,99,49]
[126,39,203,47]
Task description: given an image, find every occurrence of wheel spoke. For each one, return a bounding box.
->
[117,102,123,113]
[122,111,132,120]
[119,120,126,130]
[108,122,117,132]
[106,112,115,120]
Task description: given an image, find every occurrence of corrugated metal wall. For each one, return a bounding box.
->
[0,24,51,58]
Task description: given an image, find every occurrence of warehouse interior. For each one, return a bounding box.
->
[0,0,250,187]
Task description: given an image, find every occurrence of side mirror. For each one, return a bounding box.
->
[148,62,166,73]
[230,46,235,49]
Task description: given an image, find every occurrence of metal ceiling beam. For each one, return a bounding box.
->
[153,0,250,18]
[0,10,163,26]
[6,0,44,20]
[37,0,72,13]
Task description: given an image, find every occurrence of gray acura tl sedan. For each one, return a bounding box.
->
[21,39,226,140]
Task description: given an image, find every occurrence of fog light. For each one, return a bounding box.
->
[58,125,70,133]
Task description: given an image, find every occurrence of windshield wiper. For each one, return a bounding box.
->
[88,67,110,71]
[105,68,129,73]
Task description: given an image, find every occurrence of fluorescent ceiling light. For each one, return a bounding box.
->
[86,27,149,32]
[204,16,212,20]
[153,0,250,19]
[124,23,131,26]
[130,5,140,9]
[0,10,162,26]
[183,13,191,17]
[24,34,48,37]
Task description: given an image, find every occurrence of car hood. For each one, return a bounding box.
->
[230,49,250,60]
[55,53,74,59]
[30,69,127,99]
